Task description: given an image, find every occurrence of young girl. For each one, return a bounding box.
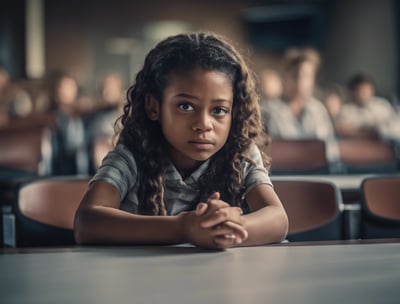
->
[74,32,288,250]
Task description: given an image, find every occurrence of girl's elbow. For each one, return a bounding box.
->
[73,209,92,245]
[277,209,289,242]
[266,208,289,243]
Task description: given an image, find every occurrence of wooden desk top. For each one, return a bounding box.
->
[1,240,400,304]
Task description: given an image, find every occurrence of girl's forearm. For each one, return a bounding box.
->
[74,206,185,245]
[240,206,288,246]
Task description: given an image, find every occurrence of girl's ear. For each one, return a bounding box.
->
[145,95,160,121]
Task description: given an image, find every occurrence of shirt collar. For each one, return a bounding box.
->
[165,159,210,184]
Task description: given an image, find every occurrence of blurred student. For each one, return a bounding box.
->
[259,69,283,113]
[84,72,125,173]
[85,72,125,140]
[322,83,346,122]
[262,47,339,162]
[334,73,400,141]
[74,32,288,250]
[44,70,88,175]
[0,64,33,127]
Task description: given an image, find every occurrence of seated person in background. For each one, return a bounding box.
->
[84,72,125,173]
[85,72,125,140]
[258,68,283,113]
[262,47,339,162]
[334,73,400,141]
[322,83,346,123]
[0,64,34,127]
[43,70,89,175]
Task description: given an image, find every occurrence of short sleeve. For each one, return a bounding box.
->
[242,144,272,196]
[90,144,138,200]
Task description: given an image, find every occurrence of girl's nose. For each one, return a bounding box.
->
[192,112,213,132]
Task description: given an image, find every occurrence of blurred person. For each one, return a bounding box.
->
[84,72,125,173]
[334,73,400,141]
[259,68,283,113]
[44,70,88,175]
[262,47,339,162]
[85,72,125,140]
[0,64,34,127]
[322,83,346,122]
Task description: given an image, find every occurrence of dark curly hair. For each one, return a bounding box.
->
[116,32,270,215]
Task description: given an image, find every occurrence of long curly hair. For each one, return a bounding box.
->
[116,32,270,215]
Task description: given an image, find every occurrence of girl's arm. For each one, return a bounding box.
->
[73,181,247,248]
[240,183,288,246]
[74,181,184,245]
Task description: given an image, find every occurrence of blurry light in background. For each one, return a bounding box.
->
[142,21,190,42]
[105,38,137,55]
[26,0,45,79]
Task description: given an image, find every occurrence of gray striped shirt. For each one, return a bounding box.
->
[90,143,272,215]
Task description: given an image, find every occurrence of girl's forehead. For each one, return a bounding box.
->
[166,68,233,88]
[162,68,234,101]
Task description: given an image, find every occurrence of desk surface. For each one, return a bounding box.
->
[271,174,370,190]
[1,241,400,304]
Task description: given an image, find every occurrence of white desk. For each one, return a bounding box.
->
[1,241,400,304]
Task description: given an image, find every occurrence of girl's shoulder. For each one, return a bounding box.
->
[243,143,265,167]
[91,143,140,196]
[101,143,138,170]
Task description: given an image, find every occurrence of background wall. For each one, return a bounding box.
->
[0,0,398,101]
[323,0,398,99]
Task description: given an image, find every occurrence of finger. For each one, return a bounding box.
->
[222,221,248,241]
[195,202,208,215]
[195,192,223,216]
[207,192,220,201]
[211,222,247,242]
[200,197,230,219]
[213,234,242,249]
[201,206,243,228]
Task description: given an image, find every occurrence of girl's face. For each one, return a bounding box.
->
[147,67,233,173]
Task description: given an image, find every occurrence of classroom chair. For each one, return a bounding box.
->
[12,176,90,247]
[338,138,398,174]
[360,175,400,239]
[0,125,54,176]
[0,125,56,232]
[266,139,331,175]
[273,179,344,241]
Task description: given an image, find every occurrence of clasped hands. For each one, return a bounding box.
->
[180,192,248,249]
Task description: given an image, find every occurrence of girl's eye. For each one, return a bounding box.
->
[178,103,194,112]
[212,107,229,116]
